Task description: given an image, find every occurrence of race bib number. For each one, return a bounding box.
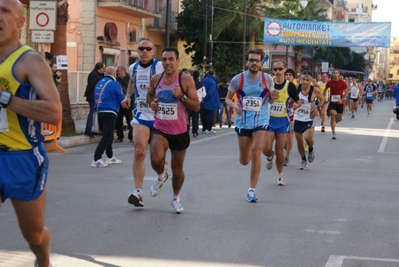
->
[331,95,341,102]
[243,96,262,112]
[0,108,9,132]
[157,102,177,120]
[137,98,152,113]
[296,107,310,115]
[270,103,285,115]
[366,92,372,97]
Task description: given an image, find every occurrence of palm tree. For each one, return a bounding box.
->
[51,0,75,134]
[264,0,328,74]
[213,0,280,49]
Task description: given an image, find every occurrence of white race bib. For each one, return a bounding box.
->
[0,108,9,132]
[270,103,285,115]
[137,98,153,113]
[157,102,177,120]
[243,96,262,112]
[366,92,372,97]
[331,95,341,102]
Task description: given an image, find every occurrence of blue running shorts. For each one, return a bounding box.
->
[0,145,49,202]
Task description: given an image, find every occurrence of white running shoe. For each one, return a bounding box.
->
[308,150,315,163]
[299,160,308,170]
[127,190,144,207]
[266,156,273,170]
[91,159,108,168]
[106,156,121,164]
[276,173,285,186]
[171,197,185,214]
[150,163,169,197]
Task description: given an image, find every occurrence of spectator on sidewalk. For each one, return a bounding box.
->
[84,62,105,138]
[201,69,220,134]
[218,77,231,128]
[115,66,133,142]
[91,67,125,168]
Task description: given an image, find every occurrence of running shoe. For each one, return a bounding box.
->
[351,115,355,119]
[106,156,122,164]
[276,173,285,186]
[335,118,339,124]
[34,260,52,267]
[308,150,315,163]
[171,197,185,214]
[91,159,108,168]
[266,152,274,170]
[299,160,308,170]
[321,126,325,133]
[284,156,291,166]
[332,133,337,140]
[367,112,370,117]
[128,191,144,207]
[247,190,258,203]
[150,164,169,197]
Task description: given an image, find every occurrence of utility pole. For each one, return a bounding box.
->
[165,0,170,47]
[203,0,208,76]
[209,0,213,70]
[242,0,247,71]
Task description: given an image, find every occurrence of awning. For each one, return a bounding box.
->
[130,51,139,58]
[102,47,120,55]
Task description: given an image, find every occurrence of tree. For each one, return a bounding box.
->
[51,0,75,134]
[177,0,281,77]
[314,47,352,68]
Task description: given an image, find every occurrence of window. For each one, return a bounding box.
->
[102,54,115,67]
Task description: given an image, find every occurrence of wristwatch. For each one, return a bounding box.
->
[0,91,12,108]
[180,95,187,102]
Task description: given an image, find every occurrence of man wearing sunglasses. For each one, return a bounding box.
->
[263,59,301,186]
[225,49,277,203]
[121,38,164,207]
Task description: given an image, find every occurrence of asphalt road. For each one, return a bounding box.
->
[1,99,399,267]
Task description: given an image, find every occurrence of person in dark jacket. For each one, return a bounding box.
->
[218,77,231,128]
[91,67,125,167]
[187,70,203,138]
[84,62,105,137]
[115,66,133,142]
[201,69,220,134]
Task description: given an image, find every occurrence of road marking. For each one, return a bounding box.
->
[378,117,394,153]
[304,229,341,235]
[325,255,399,267]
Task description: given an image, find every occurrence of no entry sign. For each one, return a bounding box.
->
[29,1,56,31]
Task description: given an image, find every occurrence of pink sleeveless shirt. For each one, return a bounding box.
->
[154,75,187,135]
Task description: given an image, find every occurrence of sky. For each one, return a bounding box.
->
[371,0,398,37]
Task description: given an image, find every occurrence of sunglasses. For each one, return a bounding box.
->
[273,67,284,71]
[138,47,153,52]
[248,58,261,63]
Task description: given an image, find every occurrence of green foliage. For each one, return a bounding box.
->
[315,48,366,72]
[176,0,333,77]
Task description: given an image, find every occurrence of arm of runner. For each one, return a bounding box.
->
[226,91,242,116]
[121,78,134,109]
[8,51,61,125]
[177,73,200,112]
[148,74,160,112]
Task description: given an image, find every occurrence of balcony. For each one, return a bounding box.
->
[98,0,160,18]
[146,11,178,34]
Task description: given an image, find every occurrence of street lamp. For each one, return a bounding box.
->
[285,0,308,67]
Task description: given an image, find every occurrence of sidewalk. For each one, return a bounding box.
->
[51,119,101,151]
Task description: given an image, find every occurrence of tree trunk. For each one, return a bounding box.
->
[51,1,75,134]
[293,46,304,76]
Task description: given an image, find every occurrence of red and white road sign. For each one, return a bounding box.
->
[29,1,56,31]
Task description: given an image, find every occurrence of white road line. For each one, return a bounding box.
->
[325,255,399,267]
[378,117,394,153]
